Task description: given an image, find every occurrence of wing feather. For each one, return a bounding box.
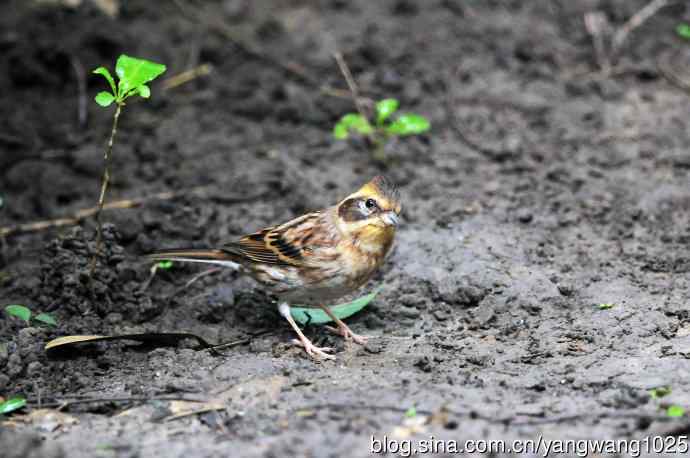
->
[222,212,332,267]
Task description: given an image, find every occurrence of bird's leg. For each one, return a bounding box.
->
[318,304,368,345]
[278,302,335,360]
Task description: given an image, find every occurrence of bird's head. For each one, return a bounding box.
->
[335,176,401,248]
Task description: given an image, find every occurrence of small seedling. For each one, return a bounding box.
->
[598,303,615,310]
[334,98,430,160]
[677,23,690,40]
[157,260,174,270]
[404,406,417,418]
[649,386,672,399]
[5,304,57,326]
[667,405,685,418]
[0,396,26,415]
[90,55,166,275]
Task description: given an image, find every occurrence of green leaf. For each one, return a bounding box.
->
[291,287,382,325]
[677,23,690,40]
[5,305,31,323]
[333,122,349,140]
[386,114,430,136]
[598,303,615,310]
[404,406,417,418]
[34,313,57,327]
[115,54,166,99]
[376,98,399,125]
[649,386,672,399]
[93,66,116,94]
[667,405,685,417]
[157,260,173,270]
[95,91,115,107]
[0,396,26,415]
[333,113,373,139]
[137,84,151,98]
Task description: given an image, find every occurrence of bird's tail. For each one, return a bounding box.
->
[146,249,240,269]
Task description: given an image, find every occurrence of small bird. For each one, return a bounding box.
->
[147,176,401,360]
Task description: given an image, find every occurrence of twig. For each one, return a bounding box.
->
[70,55,88,127]
[171,0,376,104]
[295,403,682,427]
[584,11,611,75]
[139,263,162,292]
[164,404,225,422]
[333,52,370,125]
[611,0,670,60]
[25,395,208,410]
[143,265,222,295]
[89,102,123,276]
[172,0,316,86]
[333,51,382,159]
[658,48,690,92]
[585,0,671,74]
[162,63,213,91]
[0,186,209,238]
[207,330,276,352]
[171,267,223,296]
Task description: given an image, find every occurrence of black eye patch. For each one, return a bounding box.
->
[338,198,371,222]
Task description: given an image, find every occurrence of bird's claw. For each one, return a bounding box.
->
[325,325,369,345]
[290,339,336,360]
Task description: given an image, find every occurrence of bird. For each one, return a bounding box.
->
[146,176,401,360]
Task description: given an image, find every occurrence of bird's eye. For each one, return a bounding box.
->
[365,198,377,210]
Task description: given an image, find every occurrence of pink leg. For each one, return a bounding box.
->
[278,303,335,360]
[318,304,368,345]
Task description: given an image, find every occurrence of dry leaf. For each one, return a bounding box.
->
[391,415,428,439]
[164,400,225,422]
[45,333,214,352]
[34,0,119,17]
[9,409,79,432]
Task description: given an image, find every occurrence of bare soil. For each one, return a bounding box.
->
[2,0,690,456]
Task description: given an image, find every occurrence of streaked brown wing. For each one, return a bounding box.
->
[222,212,330,267]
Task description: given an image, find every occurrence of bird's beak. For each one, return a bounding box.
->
[381,211,400,227]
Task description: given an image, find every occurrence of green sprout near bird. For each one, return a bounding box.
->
[334,98,430,161]
[90,54,166,275]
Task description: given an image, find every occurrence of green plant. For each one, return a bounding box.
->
[677,23,690,39]
[90,55,166,274]
[156,260,173,270]
[0,396,26,415]
[5,304,57,326]
[598,303,615,310]
[404,406,417,418]
[667,405,686,418]
[649,386,672,399]
[334,98,430,160]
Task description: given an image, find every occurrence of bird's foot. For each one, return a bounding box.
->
[290,338,335,361]
[325,323,368,345]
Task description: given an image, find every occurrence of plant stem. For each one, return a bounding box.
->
[333,52,379,149]
[89,102,123,277]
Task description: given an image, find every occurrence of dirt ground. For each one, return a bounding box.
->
[2,0,690,456]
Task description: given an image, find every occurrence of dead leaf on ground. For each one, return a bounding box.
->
[45,333,215,352]
[391,415,428,439]
[3,409,79,432]
[34,0,119,17]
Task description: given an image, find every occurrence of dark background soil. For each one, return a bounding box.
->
[2,0,690,456]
